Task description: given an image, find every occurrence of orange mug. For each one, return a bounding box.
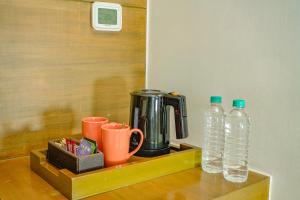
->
[82,117,109,150]
[101,122,144,167]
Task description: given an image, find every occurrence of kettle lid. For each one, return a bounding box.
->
[131,89,167,97]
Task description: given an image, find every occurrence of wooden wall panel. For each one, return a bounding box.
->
[0,0,146,159]
[77,0,147,8]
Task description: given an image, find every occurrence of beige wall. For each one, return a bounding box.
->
[147,0,300,199]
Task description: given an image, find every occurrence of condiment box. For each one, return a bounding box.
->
[47,139,104,174]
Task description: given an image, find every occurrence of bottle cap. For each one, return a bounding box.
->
[233,99,246,108]
[210,96,222,104]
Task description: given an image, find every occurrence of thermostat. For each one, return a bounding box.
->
[92,2,122,31]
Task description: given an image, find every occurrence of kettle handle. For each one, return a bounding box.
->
[164,93,188,139]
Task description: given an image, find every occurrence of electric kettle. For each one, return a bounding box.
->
[129,89,188,157]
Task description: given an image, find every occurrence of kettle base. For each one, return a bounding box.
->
[133,147,170,157]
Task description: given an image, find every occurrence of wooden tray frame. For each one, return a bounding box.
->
[30,144,201,200]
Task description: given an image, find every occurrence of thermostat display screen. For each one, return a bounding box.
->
[92,2,122,31]
[98,8,117,25]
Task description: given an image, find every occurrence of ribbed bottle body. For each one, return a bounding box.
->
[223,107,250,182]
[202,103,225,173]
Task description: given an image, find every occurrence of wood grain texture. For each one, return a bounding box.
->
[0,0,146,159]
[0,156,269,200]
[72,0,147,8]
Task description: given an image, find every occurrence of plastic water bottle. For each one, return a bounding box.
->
[202,96,225,173]
[223,99,250,182]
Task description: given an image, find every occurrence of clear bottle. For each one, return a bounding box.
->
[223,99,250,182]
[202,96,225,173]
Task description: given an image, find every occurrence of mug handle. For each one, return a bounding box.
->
[128,128,144,158]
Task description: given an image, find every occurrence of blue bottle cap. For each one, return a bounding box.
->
[233,99,246,108]
[210,96,222,104]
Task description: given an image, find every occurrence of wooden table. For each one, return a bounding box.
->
[0,156,269,200]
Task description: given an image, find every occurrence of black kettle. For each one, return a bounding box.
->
[129,89,188,157]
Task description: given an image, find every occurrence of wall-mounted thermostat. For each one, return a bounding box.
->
[92,2,122,31]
